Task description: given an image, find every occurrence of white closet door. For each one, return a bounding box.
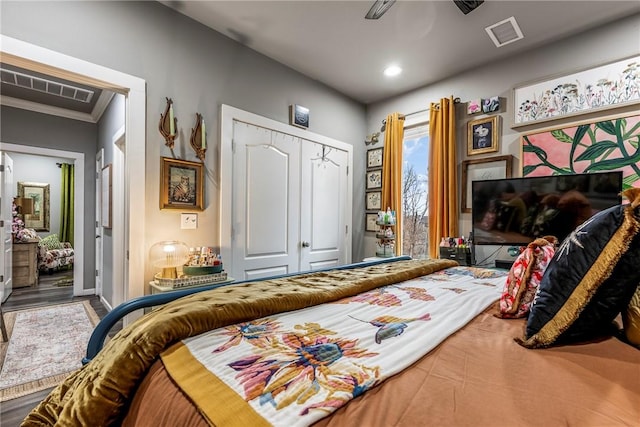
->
[299,141,349,271]
[231,122,300,280]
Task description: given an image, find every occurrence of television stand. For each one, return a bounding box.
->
[495,259,515,270]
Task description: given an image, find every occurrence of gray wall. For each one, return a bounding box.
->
[367,12,640,263]
[0,1,368,275]
[0,106,98,287]
[97,94,125,306]
[8,152,71,239]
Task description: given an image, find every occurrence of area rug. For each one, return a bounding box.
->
[0,300,100,401]
[53,275,74,287]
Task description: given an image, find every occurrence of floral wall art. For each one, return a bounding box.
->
[521,113,640,189]
[514,56,640,126]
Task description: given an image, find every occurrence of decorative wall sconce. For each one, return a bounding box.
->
[190,113,206,162]
[159,97,178,148]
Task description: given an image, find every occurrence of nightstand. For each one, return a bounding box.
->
[12,241,39,288]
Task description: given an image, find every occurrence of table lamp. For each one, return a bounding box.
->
[14,197,34,217]
[149,240,190,279]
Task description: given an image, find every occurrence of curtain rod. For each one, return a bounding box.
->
[380,97,461,131]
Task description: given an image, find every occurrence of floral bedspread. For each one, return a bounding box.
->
[163,266,507,427]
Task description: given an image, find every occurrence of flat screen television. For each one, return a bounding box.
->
[471,171,622,246]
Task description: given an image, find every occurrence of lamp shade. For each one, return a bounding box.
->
[14,197,34,215]
[149,240,190,279]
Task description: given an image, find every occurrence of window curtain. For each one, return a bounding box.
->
[381,113,405,256]
[60,163,74,245]
[428,97,458,259]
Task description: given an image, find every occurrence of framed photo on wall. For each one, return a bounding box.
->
[366,169,382,190]
[461,155,513,213]
[467,116,499,156]
[366,190,382,211]
[17,182,50,231]
[366,148,383,169]
[365,213,379,232]
[160,157,204,210]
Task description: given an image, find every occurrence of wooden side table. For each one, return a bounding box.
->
[12,241,39,288]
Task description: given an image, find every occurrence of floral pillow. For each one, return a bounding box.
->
[15,228,39,243]
[496,236,557,319]
[40,233,63,251]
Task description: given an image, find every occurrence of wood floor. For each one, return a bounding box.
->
[0,270,119,426]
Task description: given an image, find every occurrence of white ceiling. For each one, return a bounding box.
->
[161,0,640,104]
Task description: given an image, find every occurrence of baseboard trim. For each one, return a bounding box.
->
[100,295,113,312]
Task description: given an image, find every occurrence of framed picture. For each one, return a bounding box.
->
[366,168,382,190]
[160,157,204,210]
[461,155,513,213]
[513,55,640,127]
[101,164,112,228]
[482,96,500,113]
[467,99,481,115]
[289,104,309,129]
[366,190,382,211]
[467,116,499,156]
[366,148,383,169]
[17,182,50,231]
[365,213,379,232]
[521,112,640,189]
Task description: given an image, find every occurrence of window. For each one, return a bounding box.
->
[402,124,429,259]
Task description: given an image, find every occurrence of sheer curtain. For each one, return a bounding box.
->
[381,113,405,256]
[59,163,74,244]
[428,97,458,258]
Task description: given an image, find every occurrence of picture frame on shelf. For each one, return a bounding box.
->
[289,104,309,129]
[467,116,499,156]
[366,147,383,169]
[365,213,379,232]
[366,168,382,190]
[160,157,204,210]
[366,190,382,211]
[461,155,513,213]
[513,55,640,127]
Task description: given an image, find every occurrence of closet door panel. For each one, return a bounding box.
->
[231,122,300,280]
[300,141,349,271]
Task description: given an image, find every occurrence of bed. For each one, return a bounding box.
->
[22,257,640,427]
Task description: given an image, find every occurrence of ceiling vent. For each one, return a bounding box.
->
[485,16,524,48]
[0,67,94,103]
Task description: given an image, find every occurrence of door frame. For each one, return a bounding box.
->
[95,148,104,300]
[1,35,146,312]
[2,143,85,295]
[220,104,353,272]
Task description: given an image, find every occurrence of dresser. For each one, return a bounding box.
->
[12,241,39,288]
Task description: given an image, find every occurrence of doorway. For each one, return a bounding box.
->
[1,35,147,316]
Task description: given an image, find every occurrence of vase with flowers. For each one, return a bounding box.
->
[11,201,38,243]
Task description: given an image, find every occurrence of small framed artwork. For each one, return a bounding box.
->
[461,155,513,213]
[366,190,382,211]
[17,181,50,231]
[366,168,382,190]
[101,164,112,228]
[482,96,501,113]
[366,147,383,169]
[467,116,499,156]
[467,99,481,115]
[289,104,309,129]
[366,213,379,232]
[160,157,204,210]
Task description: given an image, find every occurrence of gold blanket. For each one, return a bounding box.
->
[22,259,456,426]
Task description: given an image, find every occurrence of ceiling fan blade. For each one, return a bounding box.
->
[365,0,396,20]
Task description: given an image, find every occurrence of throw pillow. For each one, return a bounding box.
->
[496,236,557,319]
[40,233,63,251]
[623,285,640,347]
[518,188,640,348]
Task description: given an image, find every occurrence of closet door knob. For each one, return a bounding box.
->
[301,241,310,248]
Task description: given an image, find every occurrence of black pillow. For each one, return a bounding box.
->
[518,188,640,348]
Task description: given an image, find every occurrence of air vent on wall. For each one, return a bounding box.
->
[0,67,94,103]
[485,16,524,48]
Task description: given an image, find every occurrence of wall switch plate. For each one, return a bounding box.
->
[181,213,197,229]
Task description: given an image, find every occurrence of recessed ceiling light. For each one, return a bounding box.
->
[384,65,402,77]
